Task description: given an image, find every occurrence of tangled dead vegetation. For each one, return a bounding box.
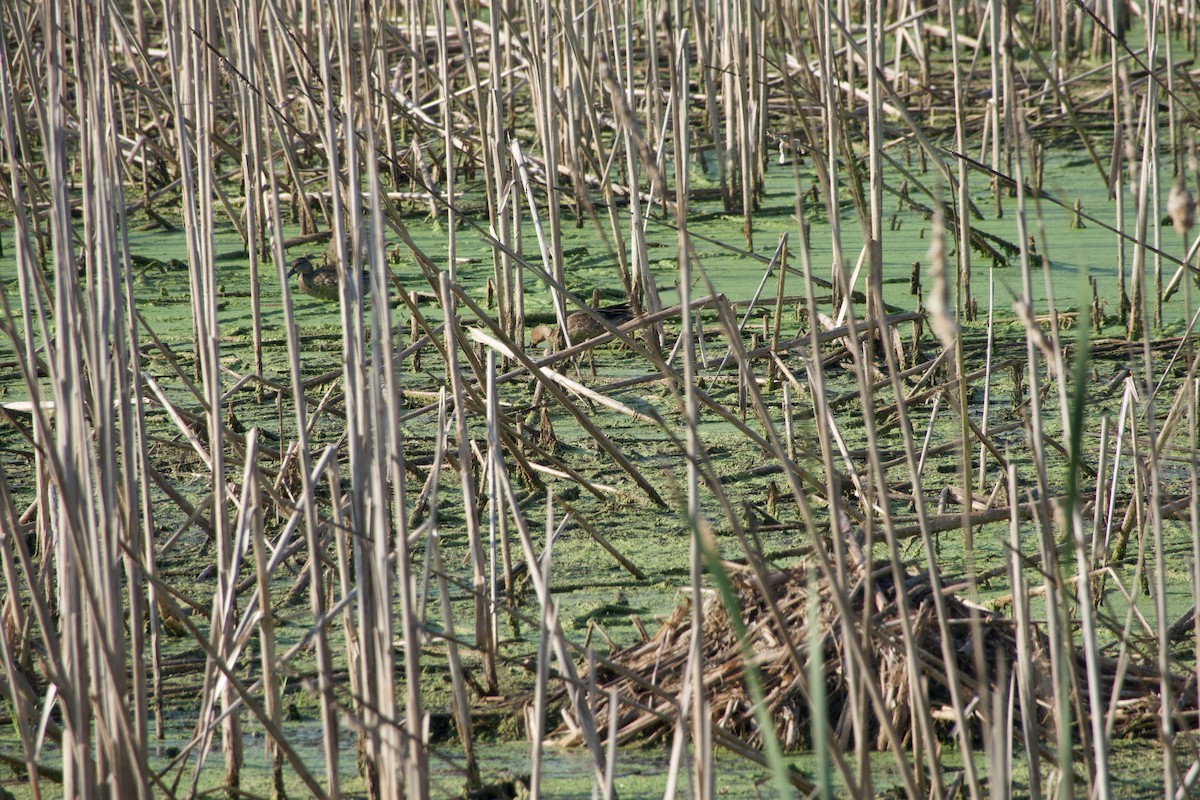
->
[558,546,1190,756]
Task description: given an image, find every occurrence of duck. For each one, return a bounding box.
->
[530,303,635,349]
[287,255,371,301]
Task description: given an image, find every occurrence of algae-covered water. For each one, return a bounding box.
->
[0,115,1195,799]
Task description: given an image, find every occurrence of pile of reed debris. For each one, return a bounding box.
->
[557,552,1189,752]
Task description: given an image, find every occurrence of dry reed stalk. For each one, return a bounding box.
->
[440,272,498,694]
[483,353,505,658]
[663,20,715,796]
[366,54,430,795]
[1068,419,1114,799]
[179,3,245,764]
[230,0,265,390]
[862,1,885,329]
[431,532,481,791]
[1003,17,1085,795]
[322,457,366,782]
[533,0,561,337]
[415,391,451,621]
[1179,212,1200,782]
[817,0,847,308]
[485,1,516,345]
[511,139,570,341]
[948,0,976,327]
[769,237,788,390]
[528,510,555,798]
[265,130,342,797]
[436,4,457,283]
[1120,16,1179,789]
[244,432,286,798]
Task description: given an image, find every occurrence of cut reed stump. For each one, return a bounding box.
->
[555,554,1190,756]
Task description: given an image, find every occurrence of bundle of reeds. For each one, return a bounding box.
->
[561,550,1187,755]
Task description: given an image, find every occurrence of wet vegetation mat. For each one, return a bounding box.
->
[571,552,1186,769]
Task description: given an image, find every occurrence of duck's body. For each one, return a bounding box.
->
[287,256,370,301]
[531,303,634,348]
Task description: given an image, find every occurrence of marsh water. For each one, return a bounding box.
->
[2,125,1196,798]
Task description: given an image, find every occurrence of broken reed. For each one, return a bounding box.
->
[1,0,1199,799]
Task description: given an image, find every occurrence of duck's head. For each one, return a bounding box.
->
[530,323,560,347]
[287,256,316,278]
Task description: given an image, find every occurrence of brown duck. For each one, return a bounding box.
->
[287,255,371,301]
[530,303,634,348]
